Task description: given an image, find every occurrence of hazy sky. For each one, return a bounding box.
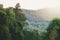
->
[0,0,60,10]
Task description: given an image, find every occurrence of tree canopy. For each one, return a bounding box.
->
[45,18,60,40]
[0,3,27,40]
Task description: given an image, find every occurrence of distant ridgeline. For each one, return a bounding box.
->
[22,9,50,32]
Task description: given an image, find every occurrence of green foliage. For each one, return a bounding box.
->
[45,18,60,40]
[23,29,40,40]
[0,3,27,40]
[40,31,47,40]
[0,8,11,40]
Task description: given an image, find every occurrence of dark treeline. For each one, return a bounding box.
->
[0,3,27,40]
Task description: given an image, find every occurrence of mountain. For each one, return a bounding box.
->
[22,9,50,32]
[22,8,60,32]
[36,8,60,20]
[22,9,49,21]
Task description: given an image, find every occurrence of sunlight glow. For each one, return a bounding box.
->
[0,0,60,10]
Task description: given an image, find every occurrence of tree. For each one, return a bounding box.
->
[0,3,27,40]
[14,3,27,40]
[6,3,27,40]
[40,31,47,40]
[15,3,20,9]
[45,18,60,40]
[0,8,11,40]
[23,29,40,40]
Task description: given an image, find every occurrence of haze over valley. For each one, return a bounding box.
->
[22,8,60,31]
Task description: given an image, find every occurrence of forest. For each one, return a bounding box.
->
[0,3,60,40]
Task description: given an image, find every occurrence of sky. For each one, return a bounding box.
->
[0,0,60,10]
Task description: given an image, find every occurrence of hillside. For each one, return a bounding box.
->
[22,8,60,31]
[22,9,50,31]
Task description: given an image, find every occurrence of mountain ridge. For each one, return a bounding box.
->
[22,9,50,31]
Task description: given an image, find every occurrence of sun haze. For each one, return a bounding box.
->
[0,0,60,10]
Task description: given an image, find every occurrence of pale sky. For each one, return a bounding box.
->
[0,0,60,10]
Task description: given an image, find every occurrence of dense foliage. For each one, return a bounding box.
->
[23,29,40,40]
[0,3,27,40]
[45,18,60,40]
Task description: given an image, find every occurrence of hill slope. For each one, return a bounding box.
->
[22,9,50,31]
